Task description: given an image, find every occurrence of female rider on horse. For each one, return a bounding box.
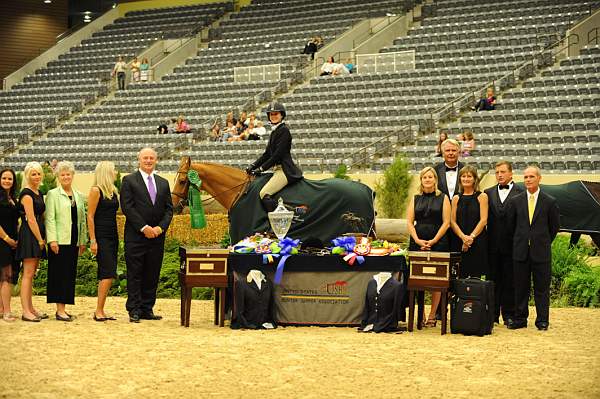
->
[246,102,303,212]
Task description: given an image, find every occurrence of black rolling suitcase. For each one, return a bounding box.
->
[450,277,495,336]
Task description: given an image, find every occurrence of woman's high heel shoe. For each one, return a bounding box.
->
[424,318,437,327]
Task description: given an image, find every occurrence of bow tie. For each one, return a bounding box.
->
[445,166,457,172]
[499,184,510,190]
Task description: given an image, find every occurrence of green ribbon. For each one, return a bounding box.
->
[187,170,206,229]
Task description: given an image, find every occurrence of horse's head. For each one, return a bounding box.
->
[172,156,192,214]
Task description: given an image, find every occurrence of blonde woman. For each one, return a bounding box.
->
[45,161,88,321]
[406,166,451,327]
[16,162,47,322]
[451,165,488,278]
[87,161,119,321]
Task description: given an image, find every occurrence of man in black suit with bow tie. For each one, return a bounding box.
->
[506,166,559,331]
[433,139,465,200]
[121,147,173,322]
[484,160,523,325]
[433,138,465,256]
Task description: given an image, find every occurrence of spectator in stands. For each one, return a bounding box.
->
[345,58,355,74]
[157,118,175,134]
[462,131,476,157]
[17,162,47,322]
[209,123,222,141]
[50,158,58,171]
[303,37,318,60]
[45,161,87,322]
[176,115,191,133]
[239,111,248,129]
[112,56,127,90]
[450,165,489,279]
[247,120,267,140]
[88,161,119,322]
[472,87,496,112]
[435,131,448,157]
[332,63,350,76]
[222,118,238,141]
[320,56,336,76]
[226,111,234,126]
[131,56,141,83]
[406,166,451,327]
[140,58,150,82]
[0,168,19,322]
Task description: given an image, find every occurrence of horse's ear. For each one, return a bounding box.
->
[181,156,191,167]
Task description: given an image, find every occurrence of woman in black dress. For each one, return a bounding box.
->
[406,166,451,327]
[451,165,489,278]
[87,161,119,321]
[17,162,47,322]
[45,161,88,322]
[0,168,19,322]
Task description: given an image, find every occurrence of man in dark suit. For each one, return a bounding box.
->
[506,166,560,331]
[484,160,523,326]
[433,138,464,255]
[121,147,173,323]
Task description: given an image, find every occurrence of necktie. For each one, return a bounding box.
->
[528,194,535,224]
[499,184,510,190]
[147,175,156,204]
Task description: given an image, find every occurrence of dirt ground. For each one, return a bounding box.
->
[3,296,599,399]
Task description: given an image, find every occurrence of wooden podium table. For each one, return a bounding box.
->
[179,247,229,327]
[406,251,460,335]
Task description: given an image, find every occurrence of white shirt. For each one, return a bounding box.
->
[321,61,335,74]
[138,168,157,232]
[250,126,267,137]
[445,163,458,198]
[497,181,514,203]
[139,168,156,193]
[373,272,392,294]
[113,61,127,73]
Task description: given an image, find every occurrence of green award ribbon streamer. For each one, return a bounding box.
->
[187,170,206,229]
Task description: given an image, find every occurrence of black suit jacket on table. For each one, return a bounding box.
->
[507,190,560,263]
[485,183,524,255]
[252,123,303,183]
[433,161,465,198]
[120,171,173,243]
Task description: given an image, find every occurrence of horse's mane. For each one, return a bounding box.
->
[192,161,244,174]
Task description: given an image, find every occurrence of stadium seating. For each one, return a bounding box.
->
[1,2,229,171]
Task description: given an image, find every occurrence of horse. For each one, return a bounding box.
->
[171,157,376,245]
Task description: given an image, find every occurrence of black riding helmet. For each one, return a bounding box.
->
[265,101,286,122]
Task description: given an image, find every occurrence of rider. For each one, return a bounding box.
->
[246,102,303,212]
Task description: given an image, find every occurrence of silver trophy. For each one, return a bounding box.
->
[267,198,294,240]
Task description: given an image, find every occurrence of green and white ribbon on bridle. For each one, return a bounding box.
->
[187,170,206,229]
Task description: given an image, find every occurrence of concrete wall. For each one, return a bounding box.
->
[151,36,199,82]
[354,15,410,55]
[3,7,120,91]
[567,8,600,57]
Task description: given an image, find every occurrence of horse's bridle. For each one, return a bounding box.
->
[171,165,252,211]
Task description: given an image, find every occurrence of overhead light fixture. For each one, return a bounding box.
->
[84,11,91,14]
[44,0,51,3]
[112,3,117,8]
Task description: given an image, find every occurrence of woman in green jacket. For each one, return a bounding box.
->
[45,161,88,321]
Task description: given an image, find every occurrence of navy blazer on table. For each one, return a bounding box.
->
[120,170,173,242]
[507,190,560,263]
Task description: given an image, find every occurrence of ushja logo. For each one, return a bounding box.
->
[322,280,348,295]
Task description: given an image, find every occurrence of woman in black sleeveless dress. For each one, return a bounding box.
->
[451,165,489,279]
[407,166,451,326]
[16,162,47,322]
[87,161,120,321]
[0,168,19,321]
